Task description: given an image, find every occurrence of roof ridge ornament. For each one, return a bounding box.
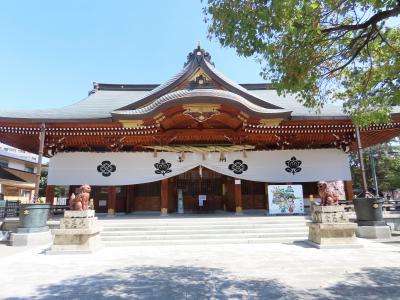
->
[184,44,215,67]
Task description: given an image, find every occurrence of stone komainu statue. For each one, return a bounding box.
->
[317,181,341,206]
[69,184,91,211]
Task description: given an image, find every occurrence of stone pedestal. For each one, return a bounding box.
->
[10,230,52,247]
[356,225,391,239]
[48,210,101,254]
[306,205,362,249]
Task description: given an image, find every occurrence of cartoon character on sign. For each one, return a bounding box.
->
[272,186,297,213]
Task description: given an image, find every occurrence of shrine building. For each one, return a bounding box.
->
[0,46,399,215]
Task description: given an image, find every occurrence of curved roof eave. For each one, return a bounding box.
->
[200,59,284,110]
[0,116,113,124]
[112,89,292,120]
[116,47,286,111]
[116,61,196,111]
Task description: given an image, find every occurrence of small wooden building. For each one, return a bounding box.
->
[0,46,399,214]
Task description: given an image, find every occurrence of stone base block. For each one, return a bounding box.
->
[49,231,101,254]
[308,223,359,246]
[64,210,95,218]
[52,227,101,235]
[357,220,386,226]
[10,230,52,247]
[60,217,98,229]
[356,225,391,239]
[304,240,363,249]
[0,230,10,243]
[17,226,49,233]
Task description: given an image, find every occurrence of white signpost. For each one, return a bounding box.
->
[177,189,184,214]
[268,185,304,215]
[198,195,206,207]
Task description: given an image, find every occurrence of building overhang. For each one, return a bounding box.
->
[112,89,292,121]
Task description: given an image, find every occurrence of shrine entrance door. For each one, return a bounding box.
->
[175,167,224,213]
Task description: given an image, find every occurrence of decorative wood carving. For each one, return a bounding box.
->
[120,120,144,128]
[259,118,283,127]
[182,104,221,122]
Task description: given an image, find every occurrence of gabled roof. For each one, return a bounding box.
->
[0,45,363,123]
[112,89,291,119]
[116,46,287,112]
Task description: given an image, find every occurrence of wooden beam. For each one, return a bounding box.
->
[355,126,368,195]
[45,185,55,204]
[107,186,117,215]
[160,179,169,216]
[344,180,353,201]
[126,185,134,213]
[34,124,46,202]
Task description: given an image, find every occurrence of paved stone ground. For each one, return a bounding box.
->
[0,239,400,300]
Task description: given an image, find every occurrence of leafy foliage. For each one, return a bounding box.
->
[39,167,66,198]
[39,167,47,197]
[204,0,400,126]
[350,138,400,193]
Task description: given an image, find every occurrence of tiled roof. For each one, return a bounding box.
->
[0,167,26,182]
[113,89,291,119]
[4,46,399,122]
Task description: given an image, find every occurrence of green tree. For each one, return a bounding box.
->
[39,167,48,197]
[39,167,66,198]
[204,0,400,126]
[350,138,400,193]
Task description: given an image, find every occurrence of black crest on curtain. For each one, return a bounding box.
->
[154,159,172,176]
[285,157,302,175]
[97,161,116,177]
[228,160,248,174]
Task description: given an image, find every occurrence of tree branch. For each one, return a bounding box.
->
[324,27,377,75]
[321,7,400,34]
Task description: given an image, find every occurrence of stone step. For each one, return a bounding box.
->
[99,216,310,247]
[101,225,309,232]
[102,236,307,247]
[101,217,310,226]
[101,231,308,241]
[101,227,308,236]
[102,220,309,228]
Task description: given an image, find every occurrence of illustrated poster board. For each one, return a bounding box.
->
[268,185,304,215]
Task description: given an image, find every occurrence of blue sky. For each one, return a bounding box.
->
[0,0,264,109]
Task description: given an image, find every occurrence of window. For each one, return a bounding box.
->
[0,159,8,168]
[24,165,34,173]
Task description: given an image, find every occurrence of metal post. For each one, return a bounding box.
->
[369,147,379,197]
[33,123,46,203]
[355,126,368,195]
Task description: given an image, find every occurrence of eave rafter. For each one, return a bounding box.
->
[0,119,399,156]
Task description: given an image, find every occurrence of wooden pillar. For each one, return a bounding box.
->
[34,123,46,202]
[126,185,134,213]
[355,126,368,195]
[160,179,169,216]
[234,178,243,215]
[265,183,269,211]
[344,180,353,201]
[107,186,117,215]
[45,185,55,204]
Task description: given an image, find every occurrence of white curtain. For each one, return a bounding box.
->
[47,149,351,186]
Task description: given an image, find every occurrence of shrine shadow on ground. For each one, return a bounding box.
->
[5,266,400,300]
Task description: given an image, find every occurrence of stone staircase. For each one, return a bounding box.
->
[100,215,310,247]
